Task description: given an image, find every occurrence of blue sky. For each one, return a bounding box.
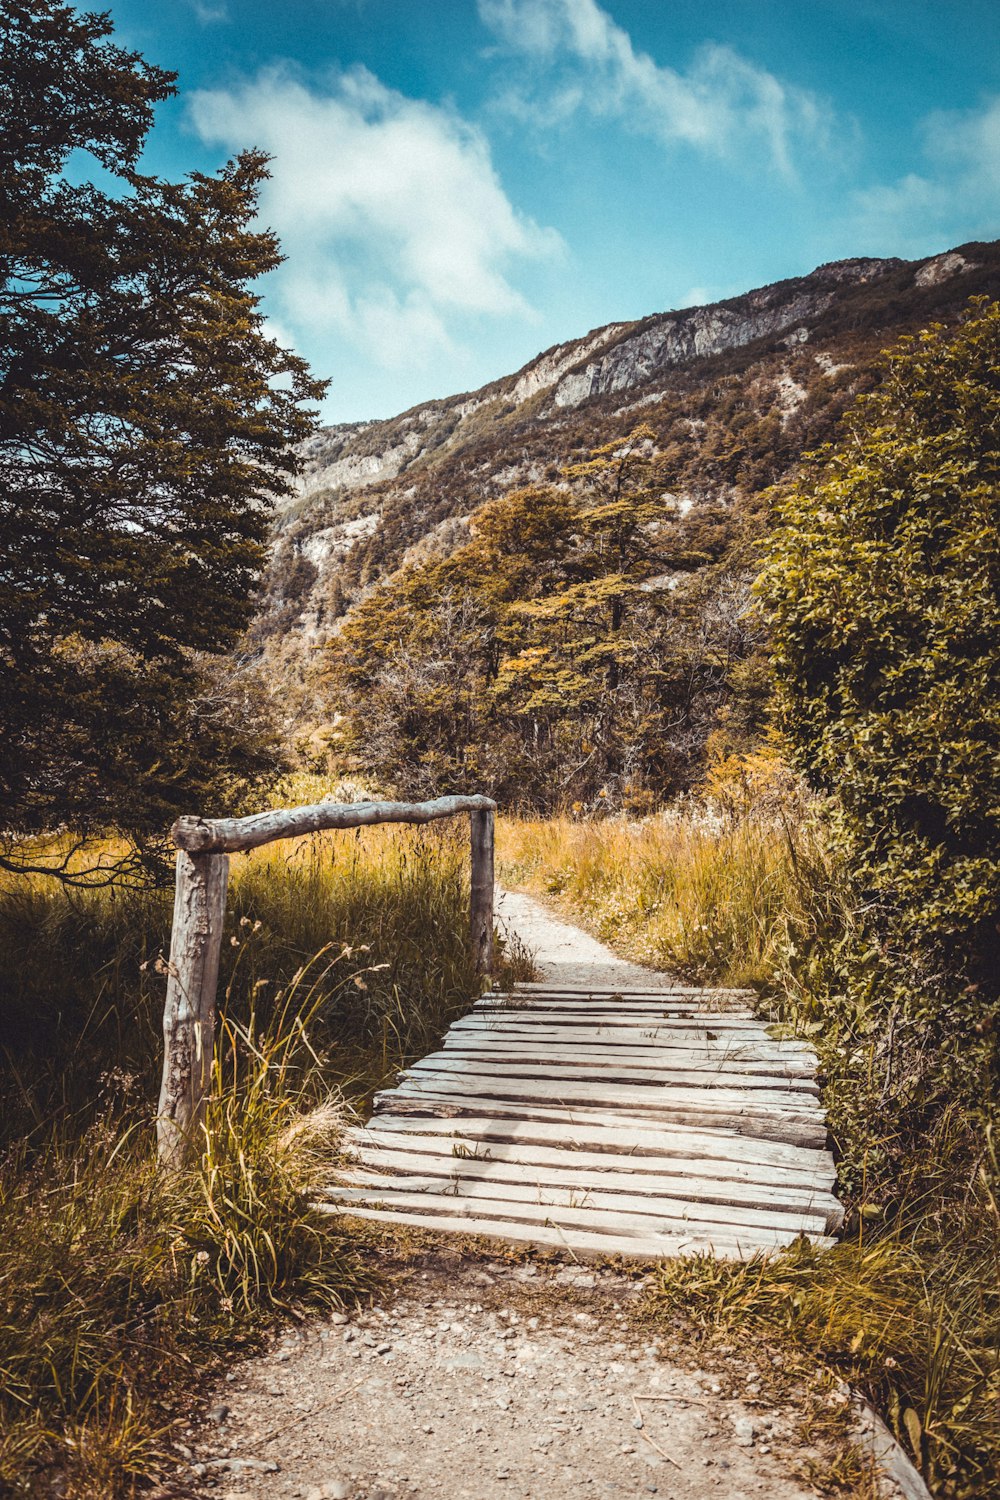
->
[102,0,1000,423]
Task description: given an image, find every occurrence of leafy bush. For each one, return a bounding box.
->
[762,300,1000,992]
[759,300,1000,1164]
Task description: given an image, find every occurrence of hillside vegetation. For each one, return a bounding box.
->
[257,247,1000,774]
[262,243,1000,799]
[324,427,766,809]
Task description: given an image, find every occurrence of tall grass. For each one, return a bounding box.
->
[0,989,372,1498]
[0,817,486,1497]
[497,804,829,989]
[1,821,481,1132]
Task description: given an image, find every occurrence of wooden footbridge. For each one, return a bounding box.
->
[158,793,841,1259]
[326,978,842,1259]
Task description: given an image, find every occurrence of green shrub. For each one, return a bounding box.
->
[761,299,1000,980]
[759,300,1000,1142]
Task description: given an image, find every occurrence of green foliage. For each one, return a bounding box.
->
[0,1,324,853]
[743,301,1000,1496]
[325,428,765,810]
[759,300,1000,1146]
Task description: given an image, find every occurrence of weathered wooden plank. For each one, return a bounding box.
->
[447,1028,813,1057]
[478,993,748,1007]
[440,1044,815,1080]
[322,1183,828,1252]
[362,1111,836,1177]
[460,1010,765,1031]
[344,1144,843,1230]
[511,983,754,998]
[407,1053,821,1094]
[450,1017,802,1044]
[476,999,733,1015]
[315,1201,819,1261]
[504,1003,749,1014]
[332,1167,832,1235]
[352,1128,839,1182]
[398,1066,824,1112]
[382,1082,828,1148]
[435,1042,817,1079]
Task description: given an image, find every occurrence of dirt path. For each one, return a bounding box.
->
[176,892,921,1500]
[495,888,666,990]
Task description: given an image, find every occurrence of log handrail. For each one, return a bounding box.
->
[157,794,496,1167]
[171,793,497,854]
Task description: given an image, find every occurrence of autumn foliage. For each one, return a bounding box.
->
[324,427,767,810]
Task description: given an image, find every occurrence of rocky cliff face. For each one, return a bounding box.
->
[255,241,996,668]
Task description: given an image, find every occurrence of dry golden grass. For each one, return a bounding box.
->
[497,804,828,990]
[0,808,488,1498]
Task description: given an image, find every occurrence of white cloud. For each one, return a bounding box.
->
[853,96,1000,252]
[478,0,832,177]
[189,66,561,374]
[189,0,229,22]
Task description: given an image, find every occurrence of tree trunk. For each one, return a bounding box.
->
[157,850,229,1168]
[469,808,495,978]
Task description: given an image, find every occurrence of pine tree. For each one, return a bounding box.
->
[0,2,326,863]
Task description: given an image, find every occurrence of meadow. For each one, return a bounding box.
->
[2,774,996,1498]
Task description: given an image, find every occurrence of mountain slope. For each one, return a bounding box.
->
[255,240,1000,684]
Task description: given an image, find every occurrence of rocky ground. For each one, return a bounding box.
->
[176,1253,836,1500]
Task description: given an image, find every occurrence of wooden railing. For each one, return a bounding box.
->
[156,794,496,1167]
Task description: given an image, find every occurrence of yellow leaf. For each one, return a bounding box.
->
[902,1408,922,1457]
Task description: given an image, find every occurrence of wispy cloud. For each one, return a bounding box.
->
[853,95,1000,253]
[189,0,229,23]
[189,65,562,374]
[478,0,834,178]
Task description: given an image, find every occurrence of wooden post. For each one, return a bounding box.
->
[469,807,495,978]
[157,849,229,1168]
